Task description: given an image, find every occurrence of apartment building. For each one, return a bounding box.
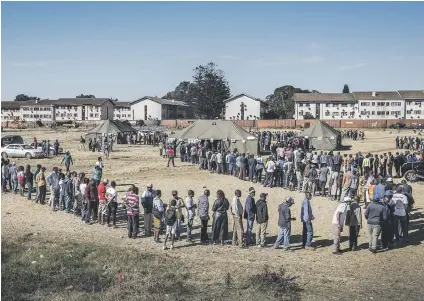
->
[293,93,358,120]
[114,101,133,121]
[399,90,424,119]
[130,96,192,120]
[354,91,404,120]
[1,101,26,121]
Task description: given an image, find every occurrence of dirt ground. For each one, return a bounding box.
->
[2,127,424,300]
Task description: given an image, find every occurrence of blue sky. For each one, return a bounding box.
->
[2,1,424,101]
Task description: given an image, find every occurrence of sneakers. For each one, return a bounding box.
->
[170,245,174,250]
[332,251,342,255]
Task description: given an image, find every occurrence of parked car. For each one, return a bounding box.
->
[29,143,63,155]
[401,161,424,182]
[1,135,24,147]
[1,144,45,159]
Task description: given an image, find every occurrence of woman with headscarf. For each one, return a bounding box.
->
[211,190,229,245]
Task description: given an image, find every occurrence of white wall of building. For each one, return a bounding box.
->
[225,95,261,120]
[114,106,133,120]
[295,103,317,119]
[319,102,359,119]
[358,100,404,119]
[131,99,162,120]
[21,106,53,122]
[1,109,20,121]
[405,99,424,119]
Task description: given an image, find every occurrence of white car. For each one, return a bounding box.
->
[1,144,45,159]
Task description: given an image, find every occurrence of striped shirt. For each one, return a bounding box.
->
[125,192,140,216]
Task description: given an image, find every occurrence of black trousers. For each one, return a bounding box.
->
[349,225,359,249]
[38,185,47,204]
[127,215,139,237]
[381,221,393,248]
[107,202,118,226]
[200,218,209,242]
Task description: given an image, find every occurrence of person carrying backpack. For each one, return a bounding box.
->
[163,199,177,250]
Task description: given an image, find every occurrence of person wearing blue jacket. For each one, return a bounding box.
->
[244,187,256,246]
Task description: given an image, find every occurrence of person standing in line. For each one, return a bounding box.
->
[255,154,264,183]
[273,197,295,251]
[255,193,269,248]
[54,139,60,156]
[226,151,235,176]
[167,147,175,167]
[347,196,362,251]
[106,181,118,228]
[198,189,210,243]
[185,190,196,243]
[211,190,229,245]
[301,192,315,250]
[172,190,185,241]
[244,187,256,246]
[141,184,156,237]
[63,173,74,213]
[264,157,276,188]
[381,190,394,250]
[331,197,349,255]
[391,185,409,245]
[318,163,329,196]
[37,167,47,205]
[163,199,178,250]
[84,179,98,224]
[231,189,244,248]
[9,162,18,194]
[153,190,165,243]
[123,185,140,239]
[365,197,387,253]
[24,165,33,201]
[97,179,108,225]
[46,167,60,211]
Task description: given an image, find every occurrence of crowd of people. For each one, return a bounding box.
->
[341,130,365,140]
[0,128,418,255]
[396,136,424,151]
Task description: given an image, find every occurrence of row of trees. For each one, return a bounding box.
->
[14,62,351,120]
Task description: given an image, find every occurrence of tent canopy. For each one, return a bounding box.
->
[172,120,259,154]
[299,120,341,151]
[86,120,137,136]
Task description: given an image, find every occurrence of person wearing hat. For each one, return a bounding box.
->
[141,184,156,237]
[331,196,350,255]
[255,193,269,248]
[273,196,295,251]
[244,187,257,246]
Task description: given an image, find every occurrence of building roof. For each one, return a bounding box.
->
[293,93,355,102]
[398,90,424,100]
[131,96,188,107]
[223,93,267,105]
[114,101,131,107]
[32,98,116,106]
[353,91,402,101]
[1,101,36,109]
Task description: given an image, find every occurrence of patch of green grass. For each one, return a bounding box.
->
[1,236,302,301]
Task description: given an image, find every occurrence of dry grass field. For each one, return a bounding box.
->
[2,127,424,301]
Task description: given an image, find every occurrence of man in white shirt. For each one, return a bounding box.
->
[216,151,223,174]
[231,189,244,248]
[106,181,118,228]
[392,186,409,242]
[264,157,276,187]
[332,196,348,255]
[185,190,196,242]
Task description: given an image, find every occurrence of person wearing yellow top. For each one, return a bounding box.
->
[37,167,47,204]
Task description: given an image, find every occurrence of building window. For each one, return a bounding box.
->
[325,104,330,107]
[332,112,339,116]
[74,113,77,117]
[95,114,99,118]
[305,104,310,107]
[371,111,375,115]
[372,102,375,106]
[299,104,303,107]
[325,111,330,116]
[89,113,93,117]
[350,104,354,107]
[386,111,390,115]
[341,104,348,107]
[414,110,421,114]
[299,111,304,116]
[350,112,355,117]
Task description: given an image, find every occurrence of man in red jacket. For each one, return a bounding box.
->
[97,178,108,225]
[167,147,175,167]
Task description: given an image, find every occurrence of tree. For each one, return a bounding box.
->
[264,86,318,119]
[14,94,40,101]
[303,112,315,119]
[76,94,96,98]
[162,81,195,104]
[189,62,231,119]
[109,97,119,102]
[343,84,350,93]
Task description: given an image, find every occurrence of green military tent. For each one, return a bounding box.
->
[299,120,341,151]
[171,120,259,154]
[86,120,137,138]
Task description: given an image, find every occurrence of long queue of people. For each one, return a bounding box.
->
[396,136,424,151]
